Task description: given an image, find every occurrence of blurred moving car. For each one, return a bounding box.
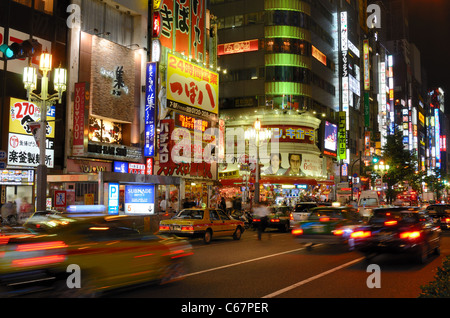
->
[351,207,441,263]
[425,204,450,230]
[289,202,319,229]
[0,214,192,297]
[291,206,364,250]
[252,205,292,232]
[159,208,245,244]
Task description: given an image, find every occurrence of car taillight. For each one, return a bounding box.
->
[320,217,330,222]
[253,218,260,222]
[290,213,294,221]
[292,228,303,235]
[11,241,67,268]
[400,231,421,239]
[159,225,170,231]
[350,231,371,238]
[445,218,450,223]
[181,225,194,231]
[333,229,344,236]
[12,255,66,268]
[16,241,67,252]
[384,220,398,226]
[270,219,280,223]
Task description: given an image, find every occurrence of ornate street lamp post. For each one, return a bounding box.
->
[23,51,66,211]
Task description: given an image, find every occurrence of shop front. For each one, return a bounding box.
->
[218,110,337,206]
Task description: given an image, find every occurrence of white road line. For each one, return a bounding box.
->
[181,246,313,278]
[262,257,365,298]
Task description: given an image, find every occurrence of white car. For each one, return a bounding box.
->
[289,202,319,228]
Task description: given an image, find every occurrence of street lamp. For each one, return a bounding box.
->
[374,161,389,190]
[23,51,66,211]
[244,118,272,204]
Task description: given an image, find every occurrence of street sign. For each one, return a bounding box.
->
[54,190,67,207]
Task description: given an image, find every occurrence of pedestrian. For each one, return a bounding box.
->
[253,201,270,240]
[225,196,233,215]
[159,197,167,213]
[219,196,226,212]
[1,198,17,225]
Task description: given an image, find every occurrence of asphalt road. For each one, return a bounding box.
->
[108,228,450,302]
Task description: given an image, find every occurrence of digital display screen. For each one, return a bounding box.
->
[324,121,338,154]
[175,113,210,132]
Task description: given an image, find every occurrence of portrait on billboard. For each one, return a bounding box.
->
[262,153,287,176]
[284,153,305,176]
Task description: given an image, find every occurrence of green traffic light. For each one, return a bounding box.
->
[0,44,14,59]
[373,157,379,163]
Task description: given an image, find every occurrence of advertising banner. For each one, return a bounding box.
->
[338,111,347,160]
[144,62,157,157]
[73,83,89,156]
[124,185,155,214]
[166,53,219,118]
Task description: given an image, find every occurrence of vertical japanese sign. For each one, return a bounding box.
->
[158,119,175,170]
[157,0,206,62]
[338,111,347,160]
[144,62,157,157]
[190,0,205,61]
[363,40,370,91]
[175,0,190,55]
[159,0,174,50]
[73,82,89,156]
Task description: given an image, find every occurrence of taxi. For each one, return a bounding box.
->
[159,208,245,244]
[0,213,192,297]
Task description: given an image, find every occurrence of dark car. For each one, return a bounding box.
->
[252,205,292,232]
[425,204,450,230]
[291,206,364,250]
[289,202,319,228]
[351,207,441,263]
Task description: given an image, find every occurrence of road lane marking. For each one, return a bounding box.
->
[180,246,319,278]
[262,257,365,298]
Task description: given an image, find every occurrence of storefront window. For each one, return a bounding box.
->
[89,117,123,144]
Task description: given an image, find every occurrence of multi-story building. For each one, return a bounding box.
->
[211,0,346,202]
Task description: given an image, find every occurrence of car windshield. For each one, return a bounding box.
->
[269,207,289,216]
[370,210,420,224]
[174,209,204,219]
[295,204,316,212]
[359,198,378,206]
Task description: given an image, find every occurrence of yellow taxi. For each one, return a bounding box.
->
[0,213,192,297]
[159,208,245,244]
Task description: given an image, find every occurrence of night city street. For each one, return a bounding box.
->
[1,0,450,309]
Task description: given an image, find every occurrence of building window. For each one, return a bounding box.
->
[265,38,311,56]
[265,66,311,84]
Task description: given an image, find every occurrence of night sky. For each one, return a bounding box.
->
[408,0,450,112]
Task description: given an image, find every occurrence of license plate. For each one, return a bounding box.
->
[170,225,181,230]
[312,225,325,233]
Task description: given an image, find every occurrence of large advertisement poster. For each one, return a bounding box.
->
[8,98,55,168]
[166,53,219,119]
[158,0,206,62]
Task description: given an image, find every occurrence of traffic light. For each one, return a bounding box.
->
[372,156,379,164]
[0,39,41,60]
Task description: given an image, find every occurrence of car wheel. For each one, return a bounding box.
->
[416,244,428,264]
[160,260,186,285]
[233,227,242,240]
[203,229,212,244]
[434,245,441,256]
